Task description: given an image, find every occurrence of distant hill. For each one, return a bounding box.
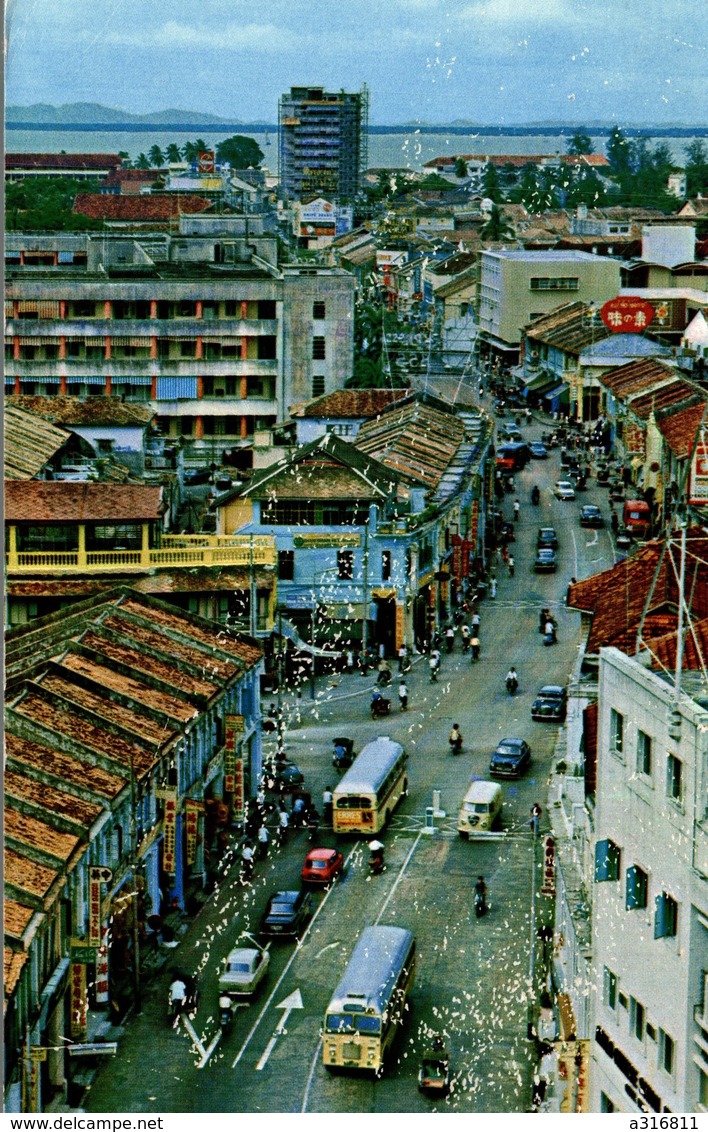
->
[6,102,239,126]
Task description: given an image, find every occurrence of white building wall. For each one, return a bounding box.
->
[589,647,708,1113]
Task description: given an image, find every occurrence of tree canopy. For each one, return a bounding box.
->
[5,177,104,232]
[215,135,264,169]
[567,131,593,157]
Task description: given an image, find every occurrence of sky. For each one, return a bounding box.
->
[5,0,708,126]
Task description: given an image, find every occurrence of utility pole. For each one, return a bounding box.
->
[129,750,142,1015]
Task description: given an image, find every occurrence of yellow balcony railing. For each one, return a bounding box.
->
[7,534,276,576]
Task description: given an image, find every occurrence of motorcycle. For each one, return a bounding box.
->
[506,674,518,696]
[219,994,239,1033]
[544,627,557,646]
[371,696,391,719]
[531,485,540,506]
[449,730,463,756]
[376,668,392,687]
[369,840,385,875]
[474,890,487,918]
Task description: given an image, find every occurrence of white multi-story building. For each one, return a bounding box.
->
[590,646,708,1113]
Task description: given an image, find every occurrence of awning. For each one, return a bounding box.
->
[523,371,557,393]
[543,382,569,401]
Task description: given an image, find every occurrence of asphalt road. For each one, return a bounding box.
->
[85,406,616,1114]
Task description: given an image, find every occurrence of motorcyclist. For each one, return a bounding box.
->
[506,667,518,694]
[169,976,187,1021]
[460,623,470,652]
[531,485,540,505]
[371,685,382,705]
[377,660,392,686]
[474,876,487,914]
[544,618,557,644]
[398,681,409,711]
[449,724,463,755]
[445,625,455,652]
[470,634,480,661]
[429,654,439,682]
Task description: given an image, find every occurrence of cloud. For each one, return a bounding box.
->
[459,0,572,22]
[102,20,309,53]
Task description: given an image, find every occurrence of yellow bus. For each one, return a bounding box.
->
[331,736,408,835]
[322,925,416,1075]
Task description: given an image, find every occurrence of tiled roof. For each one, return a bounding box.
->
[4,901,37,942]
[7,395,155,427]
[629,382,700,419]
[4,949,29,999]
[4,404,72,480]
[355,398,465,488]
[568,530,708,654]
[4,847,62,906]
[4,768,102,829]
[6,153,122,170]
[57,652,199,723]
[73,193,213,221]
[295,389,409,419]
[5,733,126,800]
[5,808,84,868]
[649,615,708,672]
[236,432,401,502]
[525,300,613,354]
[656,402,707,457]
[4,481,164,522]
[597,359,699,418]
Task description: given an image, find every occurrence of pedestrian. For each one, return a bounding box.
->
[240,841,254,883]
[489,576,497,599]
[358,648,368,676]
[508,554,515,577]
[445,625,455,652]
[501,544,509,564]
[471,611,480,633]
[530,802,542,838]
[346,647,355,672]
[398,643,408,672]
[292,795,306,828]
[257,822,270,860]
[539,608,549,634]
[513,499,520,521]
[460,623,470,652]
[566,577,577,604]
[471,634,480,661]
[322,786,333,825]
[398,680,409,711]
[277,805,289,845]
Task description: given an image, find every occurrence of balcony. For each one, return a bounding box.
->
[6,318,279,338]
[7,359,279,380]
[6,534,277,576]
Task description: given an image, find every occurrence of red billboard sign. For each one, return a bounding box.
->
[600,296,655,334]
[690,429,708,505]
[198,151,215,173]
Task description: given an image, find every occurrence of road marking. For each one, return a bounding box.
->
[314,941,340,960]
[585,531,598,547]
[231,843,359,1070]
[180,1014,206,1059]
[375,829,424,924]
[197,1029,223,1069]
[570,528,579,577]
[255,988,304,1071]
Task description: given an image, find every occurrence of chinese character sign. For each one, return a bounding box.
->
[541,835,556,895]
[690,433,708,505]
[600,296,655,334]
[224,715,245,793]
[162,790,178,874]
[185,800,202,866]
[88,870,103,947]
[70,961,88,1040]
[232,756,245,823]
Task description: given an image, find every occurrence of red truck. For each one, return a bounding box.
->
[623,499,651,539]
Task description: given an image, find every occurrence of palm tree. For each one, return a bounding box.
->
[480,204,516,242]
[134,153,150,170]
[118,150,132,168]
[166,143,182,164]
[148,144,165,168]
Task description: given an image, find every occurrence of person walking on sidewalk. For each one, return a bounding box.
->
[530,802,542,838]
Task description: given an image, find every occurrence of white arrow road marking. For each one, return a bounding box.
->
[255,988,304,1071]
[180,1014,206,1058]
[197,1003,246,1069]
[314,941,340,960]
[585,531,598,547]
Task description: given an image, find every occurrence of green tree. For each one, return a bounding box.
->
[166,143,182,164]
[565,170,608,208]
[181,140,200,162]
[685,139,708,198]
[5,177,104,232]
[134,152,150,169]
[481,161,503,202]
[215,135,264,169]
[117,150,132,168]
[606,126,632,179]
[454,156,468,178]
[567,130,593,157]
[480,204,516,242]
[347,302,408,389]
[148,144,165,168]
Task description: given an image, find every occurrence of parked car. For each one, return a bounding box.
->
[218,944,270,998]
[554,480,576,500]
[276,761,304,789]
[301,847,344,887]
[489,738,531,779]
[580,504,604,528]
[529,442,548,459]
[537,527,559,550]
[534,547,557,572]
[260,890,313,937]
[615,527,633,550]
[531,685,567,722]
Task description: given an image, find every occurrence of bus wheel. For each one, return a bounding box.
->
[403,778,409,797]
[459,831,469,841]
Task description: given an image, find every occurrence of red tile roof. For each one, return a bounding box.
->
[7,395,155,427]
[6,153,122,171]
[296,389,410,419]
[597,358,677,398]
[73,193,212,221]
[4,481,163,522]
[649,615,708,672]
[568,530,708,654]
[656,402,707,456]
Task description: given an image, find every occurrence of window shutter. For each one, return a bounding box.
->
[595,838,620,882]
[626,865,648,910]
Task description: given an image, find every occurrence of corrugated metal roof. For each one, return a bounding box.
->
[355,399,465,489]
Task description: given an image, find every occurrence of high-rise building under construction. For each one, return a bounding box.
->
[278,85,369,204]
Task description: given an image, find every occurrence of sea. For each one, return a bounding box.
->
[5,126,705,171]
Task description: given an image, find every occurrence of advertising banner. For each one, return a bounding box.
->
[690,428,708,505]
[69,960,88,1041]
[224,714,245,793]
[88,866,111,948]
[541,835,556,895]
[185,799,202,866]
[600,296,655,333]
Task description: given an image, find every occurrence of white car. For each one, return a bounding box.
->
[218,945,269,998]
[554,480,576,500]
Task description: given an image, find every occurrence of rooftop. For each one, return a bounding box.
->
[73,193,214,221]
[4,403,73,480]
[5,481,164,523]
[7,395,155,428]
[294,388,409,420]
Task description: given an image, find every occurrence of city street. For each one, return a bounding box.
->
[85,408,616,1114]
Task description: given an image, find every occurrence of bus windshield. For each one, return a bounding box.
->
[325,1013,381,1035]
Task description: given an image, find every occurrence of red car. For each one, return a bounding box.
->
[301,847,344,886]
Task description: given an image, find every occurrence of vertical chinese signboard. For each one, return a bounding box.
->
[225,714,246,822]
[184,800,202,867]
[162,791,178,875]
[690,425,708,505]
[541,835,556,895]
[88,866,111,948]
[69,957,88,1040]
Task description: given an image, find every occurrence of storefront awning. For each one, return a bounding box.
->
[523,371,557,393]
[543,382,570,405]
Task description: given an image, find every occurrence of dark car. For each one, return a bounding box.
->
[277,761,304,789]
[259,890,313,937]
[534,547,557,572]
[580,504,604,528]
[529,442,548,459]
[489,738,531,779]
[537,527,559,550]
[531,685,567,722]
